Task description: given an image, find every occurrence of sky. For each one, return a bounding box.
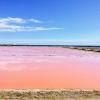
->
[0,0,100,45]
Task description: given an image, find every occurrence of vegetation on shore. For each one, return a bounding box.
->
[0,89,100,100]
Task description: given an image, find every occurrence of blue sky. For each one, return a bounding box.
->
[0,0,100,45]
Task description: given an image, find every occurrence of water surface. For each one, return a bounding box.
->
[0,46,100,89]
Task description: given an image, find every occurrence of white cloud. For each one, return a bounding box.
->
[29,18,42,23]
[0,24,60,32]
[0,17,26,23]
[34,27,61,31]
[0,17,42,24]
[0,23,61,32]
[0,17,61,32]
[0,23,25,32]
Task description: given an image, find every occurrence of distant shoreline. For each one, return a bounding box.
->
[0,45,100,53]
[0,44,100,47]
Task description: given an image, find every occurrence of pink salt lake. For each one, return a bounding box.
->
[0,46,100,89]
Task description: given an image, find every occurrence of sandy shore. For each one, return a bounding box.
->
[0,89,100,100]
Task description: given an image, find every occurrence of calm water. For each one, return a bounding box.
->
[0,46,100,89]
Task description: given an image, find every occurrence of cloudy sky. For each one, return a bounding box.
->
[0,0,100,45]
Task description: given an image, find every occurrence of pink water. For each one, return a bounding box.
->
[0,46,100,89]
